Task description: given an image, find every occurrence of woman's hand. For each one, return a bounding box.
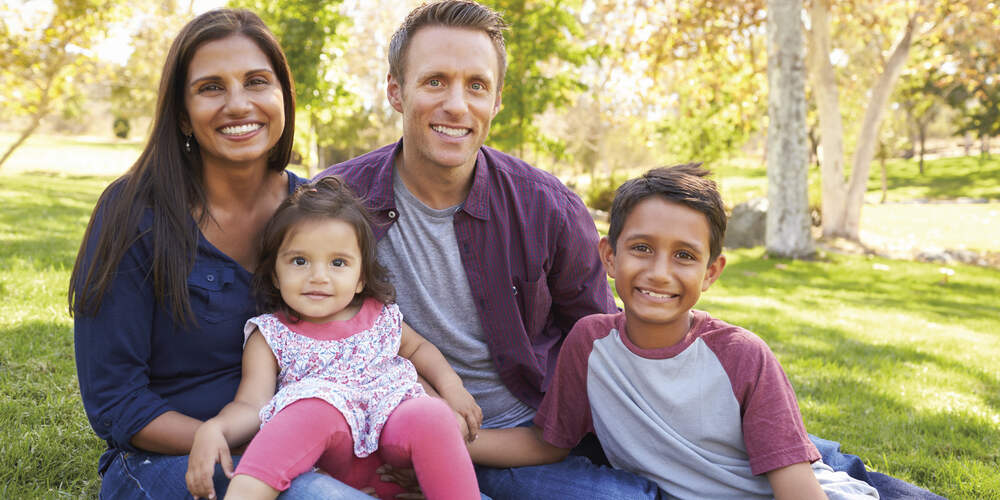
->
[438,382,482,442]
[185,420,233,499]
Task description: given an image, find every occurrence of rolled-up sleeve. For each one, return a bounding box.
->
[74,219,170,452]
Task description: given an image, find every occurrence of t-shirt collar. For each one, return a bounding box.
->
[379,139,491,221]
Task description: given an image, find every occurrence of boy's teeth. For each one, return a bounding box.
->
[432,125,468,137]
[641,289,672,298]
[220,123,262,135]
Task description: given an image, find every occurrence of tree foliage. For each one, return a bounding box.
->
[481,0,590,160]
[109,0,190,137]
[229,0,356,172]
[642,1,768,164]
[0,0,130,169]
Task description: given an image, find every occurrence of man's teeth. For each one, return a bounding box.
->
[220,123,262,135]
[432,125,468,137]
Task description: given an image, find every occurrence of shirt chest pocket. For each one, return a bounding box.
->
[514,274,552,338]
[187,265,238,323]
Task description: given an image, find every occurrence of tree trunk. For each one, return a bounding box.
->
[880,149,888,204]
[810,1,917,240]
[841,17,916,239]
[765,0,814,258]
[918,122,926,174]
[0,57,59,171]
[0,115,45,171]
[807,0,847,239]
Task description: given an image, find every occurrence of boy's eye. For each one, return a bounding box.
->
[292,256,306,266]
[631,244,652,254]
[331,258,345,267]
[676,251,696,261]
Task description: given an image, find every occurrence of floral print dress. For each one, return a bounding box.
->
[245,298,426,457]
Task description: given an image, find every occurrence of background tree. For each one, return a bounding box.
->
[0,0,130,169]
[481,0,589,163]
[807,0,958,240]
[765,0,813,258]
[229,0,352,174]
[642,1,768,165]
[110,0,190,139]
[895,65,946,174]
[939,2,1000,161]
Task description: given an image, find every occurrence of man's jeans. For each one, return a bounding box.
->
[98,450,372,500]
[474,433,661,500]
[809,435,946,500]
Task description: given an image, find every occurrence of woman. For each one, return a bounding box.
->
[69,9,370,499]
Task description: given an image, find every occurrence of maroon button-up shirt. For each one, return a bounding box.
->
[316,140,616,408]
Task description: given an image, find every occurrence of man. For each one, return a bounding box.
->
[318,2,943,499]
[317,1,659,497]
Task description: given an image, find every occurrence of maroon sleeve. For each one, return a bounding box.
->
[700,315,821,475]
[533,315,605,449]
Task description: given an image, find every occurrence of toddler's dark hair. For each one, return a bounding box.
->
[607,163,727,264]
[253,176,394,320]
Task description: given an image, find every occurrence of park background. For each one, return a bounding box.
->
[1,0,998,497]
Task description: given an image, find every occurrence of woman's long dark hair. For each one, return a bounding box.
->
[69,9,296,324]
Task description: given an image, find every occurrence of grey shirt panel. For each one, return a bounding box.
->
[376,172,535,428]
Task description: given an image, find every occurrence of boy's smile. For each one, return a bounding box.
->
[599,196,725,349]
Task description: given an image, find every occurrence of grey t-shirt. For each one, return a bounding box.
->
[376,172,535,428]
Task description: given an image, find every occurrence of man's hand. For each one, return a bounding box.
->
[185,421,232,499]
[377,464,426,499]
[438,383,482,442]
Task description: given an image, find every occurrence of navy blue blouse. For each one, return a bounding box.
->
[74,171,304,465]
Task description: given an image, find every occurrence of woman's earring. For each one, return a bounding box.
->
[184,134,193,153]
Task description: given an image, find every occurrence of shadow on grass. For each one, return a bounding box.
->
[733,318,1000,497]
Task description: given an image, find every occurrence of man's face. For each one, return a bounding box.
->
[387,26,502,174]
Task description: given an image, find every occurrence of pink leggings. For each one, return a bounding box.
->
[233,397,479,500]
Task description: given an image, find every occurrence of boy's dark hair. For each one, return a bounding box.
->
[607,163,727,263]
[253,176,395,321]
[388,0,509,90]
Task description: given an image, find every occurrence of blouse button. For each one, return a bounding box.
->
[512,286,518,296]
[387,210,397,219]
[206,274,215,282]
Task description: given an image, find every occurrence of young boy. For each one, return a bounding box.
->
[469,164,878,499]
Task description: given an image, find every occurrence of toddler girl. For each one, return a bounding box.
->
[186,177,481,500]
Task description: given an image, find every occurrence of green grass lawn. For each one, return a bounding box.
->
[1,139,999,498]
[711,154,1000,205]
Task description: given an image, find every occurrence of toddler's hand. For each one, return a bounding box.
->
[185,420,233,499]
[439,384,482,442]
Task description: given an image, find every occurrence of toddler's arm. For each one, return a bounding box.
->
[767,462,828,500]
[399,321,482,441]
[186,329,279,499]
[468,425,570,468]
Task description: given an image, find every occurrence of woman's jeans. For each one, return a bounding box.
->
[99,449,373,500]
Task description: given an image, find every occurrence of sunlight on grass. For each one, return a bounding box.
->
[861,203,1000,252]
[0,133,141,176]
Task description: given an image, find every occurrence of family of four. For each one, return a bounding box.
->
[70,2,941,499]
